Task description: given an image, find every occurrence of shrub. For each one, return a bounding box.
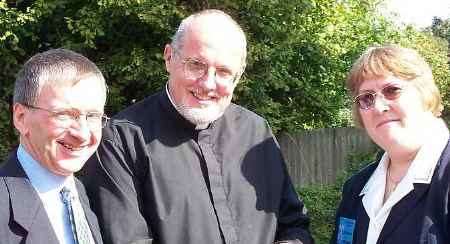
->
[298,150,379,243]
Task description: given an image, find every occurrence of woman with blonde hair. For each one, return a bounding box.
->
[331,44,450,244]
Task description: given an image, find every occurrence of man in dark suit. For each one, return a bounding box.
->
[0,49,107,244]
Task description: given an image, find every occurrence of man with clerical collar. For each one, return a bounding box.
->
[82,9,313,244]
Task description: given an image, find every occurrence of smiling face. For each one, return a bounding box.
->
[13,75,106,176]
[358,77,434,152]
[164,14,245,125]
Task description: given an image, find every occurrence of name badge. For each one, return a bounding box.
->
[337,217,355,244]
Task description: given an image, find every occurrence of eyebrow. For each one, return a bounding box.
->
[53,107,104,114]
[358,81,402,93]
[185,55,234,70]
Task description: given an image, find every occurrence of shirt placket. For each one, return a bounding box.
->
[198,129,238,244]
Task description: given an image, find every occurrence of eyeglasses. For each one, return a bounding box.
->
[353,84,404,110]
[182,58,238,84]
[174,51,237,85]
[23,103,109,130]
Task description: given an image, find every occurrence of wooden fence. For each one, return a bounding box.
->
[278,127,378,187]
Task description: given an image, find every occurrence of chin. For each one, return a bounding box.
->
[375,133,421,152]
[177,105,225,125]
[58,158,87,173]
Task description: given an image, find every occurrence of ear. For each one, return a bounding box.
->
[13,103,29,136]
[164,44,173,72]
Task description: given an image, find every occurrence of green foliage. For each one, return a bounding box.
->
[298,185,340,244]
[0,0,449,162]
[430,17,450,43]
[426,17,450,121]
[298,150,379,244]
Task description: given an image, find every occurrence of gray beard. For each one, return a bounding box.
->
[175,103,225,126]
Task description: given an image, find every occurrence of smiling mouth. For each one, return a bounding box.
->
[191,90,218,102]
[57,141,85,151]
[377,119,399,128]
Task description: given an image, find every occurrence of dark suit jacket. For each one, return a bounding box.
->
[331,140,450,244]
[0,149,103,244]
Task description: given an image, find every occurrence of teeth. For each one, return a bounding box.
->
[62,142,73,150]
[59,141,83,151]
[193,92,207,100]
[192,91,215,100]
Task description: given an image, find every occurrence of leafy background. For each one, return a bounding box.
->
[1,0,450,158]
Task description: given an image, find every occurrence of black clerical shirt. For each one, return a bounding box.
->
[81,90,313,244]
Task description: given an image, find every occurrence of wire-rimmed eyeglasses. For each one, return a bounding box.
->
[22,103,109,130]
[173,50,238,85]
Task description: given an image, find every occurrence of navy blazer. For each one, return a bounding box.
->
[0,150,103,244]
[331,140,450,244]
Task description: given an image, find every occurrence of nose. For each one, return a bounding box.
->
[372,95,389,113]
[199,68,217,91]
[69,116,92,141]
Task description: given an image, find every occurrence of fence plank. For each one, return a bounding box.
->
[278,127,377,187]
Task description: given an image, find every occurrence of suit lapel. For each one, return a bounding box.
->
[3,154,59,243]
[353,163,378,244]
[354,198,370,244]
[377,183,429,243]
[75,178,103,244]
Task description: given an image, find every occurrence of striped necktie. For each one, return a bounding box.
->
[60,186,95,244]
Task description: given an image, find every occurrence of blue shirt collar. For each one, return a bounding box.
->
[17,144,70,194]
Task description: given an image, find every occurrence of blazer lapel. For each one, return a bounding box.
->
[337,162,378,244]
[75,179,103,244]
[354,197,370,244]
[3,155,59,243]
[377,183,429,243]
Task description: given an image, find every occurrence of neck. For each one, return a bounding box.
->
[385,140,419,166]
[383,155,412,203]
[386,150,416,184]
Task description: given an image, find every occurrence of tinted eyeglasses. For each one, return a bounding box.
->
[353,84,404,110]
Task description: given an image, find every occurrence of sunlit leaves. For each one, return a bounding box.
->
[0,0,449,161]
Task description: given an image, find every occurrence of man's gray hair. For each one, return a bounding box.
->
[170,9,247,81]
[13,48,106,105]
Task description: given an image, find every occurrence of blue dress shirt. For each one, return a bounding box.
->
[17,144,76,244]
